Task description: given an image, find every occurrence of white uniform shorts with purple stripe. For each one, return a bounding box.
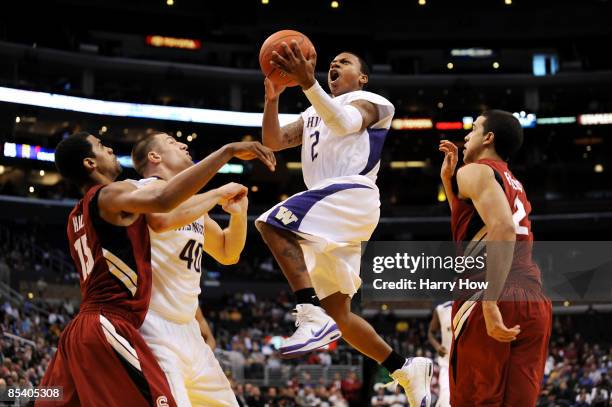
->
[256,175,380,300]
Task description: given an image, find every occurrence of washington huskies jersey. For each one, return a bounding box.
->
[435,301,453,367]
[300,90,395,189]
[130,178,205,323]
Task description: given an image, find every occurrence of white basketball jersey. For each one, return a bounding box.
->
[436,301,453,367]
[129,178,204,324]
[300,90,395,189]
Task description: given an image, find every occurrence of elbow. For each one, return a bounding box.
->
[147,218,168,234]
[489,221,516,241]
[220,255,240,266]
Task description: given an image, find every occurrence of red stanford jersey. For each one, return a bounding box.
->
[450,159,541,285]
[67,184,152,327]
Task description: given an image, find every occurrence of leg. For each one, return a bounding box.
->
[255,221,312,292]
[320,292,392,363]
[503,300,552,407]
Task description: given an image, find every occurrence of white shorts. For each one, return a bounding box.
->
[139,310,238,407]
[257,175,380,299]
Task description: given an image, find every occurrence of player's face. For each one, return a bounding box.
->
[462,116,487,163]
[328,53,367,96]
[154,133,193,172]
[86,135,121,179]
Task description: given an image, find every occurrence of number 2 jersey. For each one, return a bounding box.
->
[300,90,395,189]
[130,178,204,324]
[450,158,542,286]
[66,184,152,327]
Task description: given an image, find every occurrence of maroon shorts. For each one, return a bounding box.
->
[36,309,176,407]
[450,287,552,407]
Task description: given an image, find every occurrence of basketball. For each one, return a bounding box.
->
[259,30,314,87]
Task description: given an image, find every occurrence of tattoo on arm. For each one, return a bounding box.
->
[281,118,303,148]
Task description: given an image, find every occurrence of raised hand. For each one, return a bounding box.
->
[216,182,248,205]
[227,141,276,172]
[264,77,287,102]
[222,194,248,216]
[269,40,317,89]
[439,140,459,181]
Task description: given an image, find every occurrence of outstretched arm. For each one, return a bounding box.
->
[147,182,248,233]
[98,142,274,222]
[203,194,248,265]
[456,163,520,342]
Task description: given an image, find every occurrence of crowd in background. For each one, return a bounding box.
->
[0,292,610,406]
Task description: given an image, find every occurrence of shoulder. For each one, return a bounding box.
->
[345,91,394,109]
[456,163,494,182]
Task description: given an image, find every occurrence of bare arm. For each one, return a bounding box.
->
[146,183,247,233]
[457,163,520,342]
[427,309,446,357]
[202,195,248,265]
[439,140,459,211]
[196,307,216,349]
[98,142,274,222]
[262,78,303,152]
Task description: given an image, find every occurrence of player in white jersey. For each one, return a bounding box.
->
[428,301,452,407]
[255,42,432,406]
[130,133,275,407]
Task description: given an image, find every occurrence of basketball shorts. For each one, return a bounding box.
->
[36,308,176,407]
[139,310,238,407]
[256,175,380,299]
[449,285,552,407]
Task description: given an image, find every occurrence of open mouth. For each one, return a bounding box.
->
[329,70,340,83]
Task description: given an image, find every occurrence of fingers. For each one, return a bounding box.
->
[253,143,276,171]
[309,46,317,64]
[290,40,305,61]
[270,50,289,71]
[489,324,521,342]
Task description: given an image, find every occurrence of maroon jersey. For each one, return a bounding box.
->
[66,184,152,327]
[450,158,541,285]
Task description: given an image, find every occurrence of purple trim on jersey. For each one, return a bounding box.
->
[359,128,388,176]
[264,183,372,232]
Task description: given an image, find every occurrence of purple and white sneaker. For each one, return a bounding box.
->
[387,357,433,407]
[279,304,341,359]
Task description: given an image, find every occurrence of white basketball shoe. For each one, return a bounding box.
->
[279,304,342,358]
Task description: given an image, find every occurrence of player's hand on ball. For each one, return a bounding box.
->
[270,40,317,89]
[439,140,458,181]
[264,77,286,101]
[482,301,521,342]
[228,141,276,171]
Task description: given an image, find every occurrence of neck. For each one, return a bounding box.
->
[143,165,177,181]
[474,148,504,163]
[80,172,114,195]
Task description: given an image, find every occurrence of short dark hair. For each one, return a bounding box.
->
[131,133,164,176]
[341,51,370,76]
[481,110,524,161]
[55,131,95,187]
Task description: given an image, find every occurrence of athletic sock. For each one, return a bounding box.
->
[382,350,406,373]
[294,287,321,307]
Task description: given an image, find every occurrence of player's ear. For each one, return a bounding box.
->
[83,157,96,171]
[148,151,162,164]
[359,74,368,87]
[483,131,495,146]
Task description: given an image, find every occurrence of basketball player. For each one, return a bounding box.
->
[255,41,432,406]
[130,132,251,406]
[38,131,274,406]
[439,110,552,406]
[428,302,452,407]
